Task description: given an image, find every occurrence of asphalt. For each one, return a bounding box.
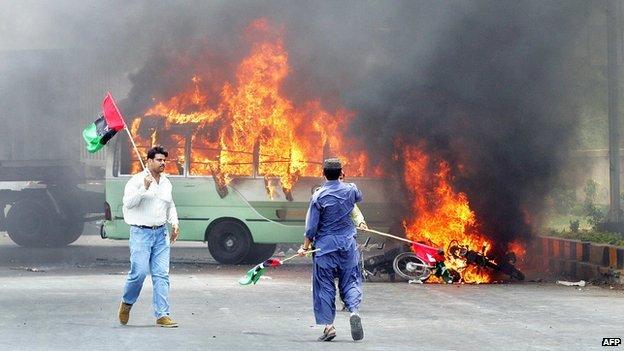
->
[0,231,623,351]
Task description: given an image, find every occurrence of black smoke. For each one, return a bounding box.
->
[119,0,591,250]
[0,1,593,252]
[348,0,591,250]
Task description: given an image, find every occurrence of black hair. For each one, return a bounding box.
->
[147,145,168,159]
[323,168,341,180]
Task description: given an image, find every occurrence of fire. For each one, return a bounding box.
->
[128,18,373,197]
[401,145,493,283]
[507,240,527,261]
[125,18,523,283]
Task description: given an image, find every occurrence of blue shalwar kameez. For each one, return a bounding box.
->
[304,180,363,325]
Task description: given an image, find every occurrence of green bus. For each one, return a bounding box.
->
[101,135,391,264]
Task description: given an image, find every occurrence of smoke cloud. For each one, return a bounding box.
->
[347,1,590,249]
[0,1,592,250]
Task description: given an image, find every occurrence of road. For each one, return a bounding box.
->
[0,231,622,351]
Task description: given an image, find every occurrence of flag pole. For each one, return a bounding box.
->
[106,92,147,172]
[280,248,320,263]
[124,127,147,172]
[358,227,417,245]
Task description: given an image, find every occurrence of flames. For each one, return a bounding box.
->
[128,19,372,196]
[401,145,494,283]
[126,18,524,283]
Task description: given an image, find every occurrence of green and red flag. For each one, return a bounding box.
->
[82,92,126,153]
[237,250,318,286]
[238,258,283,286]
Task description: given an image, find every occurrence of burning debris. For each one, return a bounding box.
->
[398,146,528,283]
[359,229,525,284]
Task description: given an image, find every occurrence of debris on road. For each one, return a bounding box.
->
[556,280,586,287]
[9,266,45,273]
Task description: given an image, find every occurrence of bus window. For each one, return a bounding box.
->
[257,145,323,178]
[189,134,253,177]
[119,133,186,176]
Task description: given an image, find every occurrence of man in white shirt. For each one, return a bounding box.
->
[118,145,180,328]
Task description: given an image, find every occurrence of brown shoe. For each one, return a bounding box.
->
[118,302,132,325]
[156,316,178,328]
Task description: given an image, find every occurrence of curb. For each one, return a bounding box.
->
[533,236,624,284]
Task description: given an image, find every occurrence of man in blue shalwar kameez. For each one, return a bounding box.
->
[297,158,364,342]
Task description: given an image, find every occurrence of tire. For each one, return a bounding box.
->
[207,220,252,264]
[6,199,60,247]
[57,221,85,246]
[498,262,525,281]
[242,243,277,264]
[510,269,525,281]
[392,252,431,281]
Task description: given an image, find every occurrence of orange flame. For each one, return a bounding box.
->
[125,19,524,284]
[401,145,493,283]
[128,19,373,195]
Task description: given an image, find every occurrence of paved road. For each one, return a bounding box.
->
[0,232,623,351]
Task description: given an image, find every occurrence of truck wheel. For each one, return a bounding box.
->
[207,220,252,264]
[55,221,85,247]
[6,199,59,247]
[243,243,277,264]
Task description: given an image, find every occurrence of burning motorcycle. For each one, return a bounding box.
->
[391,242,459,283]
[446,240,525,281]
[359,228,525,283]
[360,236,458,283]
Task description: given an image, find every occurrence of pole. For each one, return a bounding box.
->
[106,91,147,172]
[280,248,320,263]
[359,227,417,245]
[607,0,621,225]
[124,127,147,172]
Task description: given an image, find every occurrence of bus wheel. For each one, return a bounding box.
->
[243,243,277,264]
[207,220,252,264]
[6,199,60,247]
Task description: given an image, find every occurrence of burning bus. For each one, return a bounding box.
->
[101,130,391,265]
[100,19,391,264]
[100,19,526,281]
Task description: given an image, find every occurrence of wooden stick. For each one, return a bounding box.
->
[359,227,417,245]
[281,248,320,263]
[124,127,147,172]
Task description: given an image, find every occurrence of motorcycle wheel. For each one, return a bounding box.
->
[392,252,431,281]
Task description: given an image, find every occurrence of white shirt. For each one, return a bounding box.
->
[122,171,179,227]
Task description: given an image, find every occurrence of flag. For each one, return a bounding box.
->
[238,258,283,285]
[263,258,282,267]
[238,264,266,285]
[82,92,126,153]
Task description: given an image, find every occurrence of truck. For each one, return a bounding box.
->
[0,48,123,247]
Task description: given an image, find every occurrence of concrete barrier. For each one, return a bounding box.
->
[533,236,623,284]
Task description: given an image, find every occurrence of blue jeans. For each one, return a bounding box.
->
[122,225,171,318]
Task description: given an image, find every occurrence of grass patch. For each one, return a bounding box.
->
[546,229,624,246]
[544,211,624,246]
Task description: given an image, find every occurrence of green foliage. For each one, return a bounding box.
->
[583,179,599,204]
[583,179,604,229]
[569,219,580,233]
[548,229,624,247]
[585,204,605,228]
[550,185,578,215]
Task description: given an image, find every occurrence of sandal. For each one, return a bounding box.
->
[350,313,364,341]
[318,325,336,342]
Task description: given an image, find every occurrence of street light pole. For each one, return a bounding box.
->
[606,0,622,226]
